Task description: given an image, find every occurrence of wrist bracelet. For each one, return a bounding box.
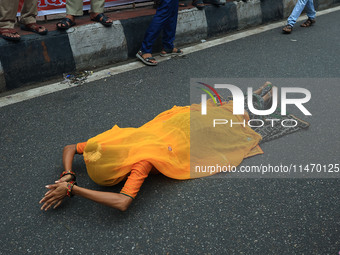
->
[66,181,76,197]
[60,170,76,182]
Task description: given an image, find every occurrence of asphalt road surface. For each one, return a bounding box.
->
[1,10,339,255]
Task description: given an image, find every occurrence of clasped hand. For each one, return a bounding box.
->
[39,175,72,211]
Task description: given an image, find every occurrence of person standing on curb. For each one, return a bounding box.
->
[136,0,183,66]
[282,0,316,34]
[56,0,113,30]
[0,0,48,41]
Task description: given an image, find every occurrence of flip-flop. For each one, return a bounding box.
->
[136,51,158,66]
[56,18,76,30]
[192,0,205,10]
[203,0,224,6]
[260,83,273,97]
[160,48,183,57]
[0,28,21,41]
[282,25,293,34]
[300,18,315,27]
[91,13,113,27]
[20,23,48,35]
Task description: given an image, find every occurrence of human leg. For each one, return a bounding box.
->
[0,0,20,29]
[140,0,175,54]
[20,0,38,25]
[20,0,47,35]
[300,0,316,27]
[160,0,182,56]
[237,83,275,120]
[287,0,309,27]
[90,0,105,14]
[66,0,84,16]
[305,0,316,20]
[137,0,176,65]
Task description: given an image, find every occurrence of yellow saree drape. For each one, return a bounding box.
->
[83,100,262,186]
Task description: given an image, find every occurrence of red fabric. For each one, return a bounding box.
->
[18,0,24,11]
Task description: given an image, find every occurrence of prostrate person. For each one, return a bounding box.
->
[39,84,280,212]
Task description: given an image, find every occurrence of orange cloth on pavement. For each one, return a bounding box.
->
[77,101,263,196]
[120,161,152,199]
[78,142,152,198]
[76,142,87,154]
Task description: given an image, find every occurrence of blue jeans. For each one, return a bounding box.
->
[141,0,179,53]
[287,0,316,27]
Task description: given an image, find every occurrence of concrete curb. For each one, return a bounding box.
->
[176,9,208,46]
[67,20,128,70]
[0,0,338,92]
[235,0,262,30]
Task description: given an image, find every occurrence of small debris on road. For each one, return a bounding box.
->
[61,71,93,85]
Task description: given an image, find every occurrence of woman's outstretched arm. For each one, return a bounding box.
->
[61,144,77,180]
[40,143,133,211]
[63,144,78,170]
[72,186,133,211]
[53,144,78,183]
[41,144,149,212]
[39,183,133,211]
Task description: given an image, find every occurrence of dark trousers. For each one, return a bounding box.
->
[141,0,179,53]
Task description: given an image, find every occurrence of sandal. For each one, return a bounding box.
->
[263,88,273,110]
[260,83,273,97]
[192,0,205,10]
[136,51,158,66]
[160,48,183,57]
[203,0,224,6]
[253,82,272,96]
[0,28,21,41]
[91,13,113,27]
[300,18,315,27]
[56,18,76,30]
[251,93,265,111]
[20,23,48,35]
[282,25,293,34]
